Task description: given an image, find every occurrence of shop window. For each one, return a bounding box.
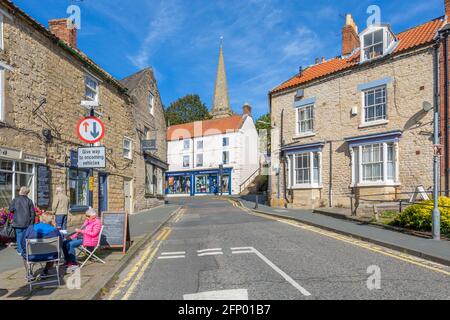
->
[287,151,321,188]
[0,160,35,208]
[167,175,191,194]
[69,169,89,207]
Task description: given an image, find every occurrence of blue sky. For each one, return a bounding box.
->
[14,0,444,119]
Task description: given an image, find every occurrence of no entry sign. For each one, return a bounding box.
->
[77,116,105,144]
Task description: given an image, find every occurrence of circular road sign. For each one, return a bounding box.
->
[76,116,105,144]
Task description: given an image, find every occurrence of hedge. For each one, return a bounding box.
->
[391,197,450,235]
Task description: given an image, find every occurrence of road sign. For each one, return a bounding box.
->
[76,116,105,144]
[77,146,106,168]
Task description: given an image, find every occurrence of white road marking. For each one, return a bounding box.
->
[197,248,222,253]
[232,250,254,254]
[157,255,186,260]
[198,252,223,257]
[183,289,249,300]
[230,247,254,250]
[161,251,186,256]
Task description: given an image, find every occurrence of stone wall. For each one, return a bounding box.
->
[270,48,435,208]
[0,4,136,215]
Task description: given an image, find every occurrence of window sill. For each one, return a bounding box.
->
[293,132,316,140]
[352,182,400,188]
[359,120,389,129]
[289,185,323,190]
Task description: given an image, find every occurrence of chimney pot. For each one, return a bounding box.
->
[49,18,77,48]
[243,103,252,116]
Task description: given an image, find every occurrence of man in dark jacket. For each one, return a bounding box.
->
[9,186,35,255]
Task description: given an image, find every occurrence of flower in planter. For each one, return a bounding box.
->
[34,207,45,224]
[0,208,13,226]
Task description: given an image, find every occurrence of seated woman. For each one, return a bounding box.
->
[21,213,63,281]
[62,208,101,267]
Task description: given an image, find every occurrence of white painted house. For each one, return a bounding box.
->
[165,43,259,196]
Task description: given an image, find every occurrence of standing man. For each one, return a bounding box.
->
[52,186,69,233]
[9,186,35,256]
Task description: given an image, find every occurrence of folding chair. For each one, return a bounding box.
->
[25,237,61,291]
[77,226,105,269]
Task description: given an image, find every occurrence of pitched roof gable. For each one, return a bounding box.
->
[167,115,244,141]
[271,17,444,94]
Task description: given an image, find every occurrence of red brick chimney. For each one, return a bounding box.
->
[342,14,359,56]
[243,103,252,116]
[48,18,77,48]
[446,0,450,21]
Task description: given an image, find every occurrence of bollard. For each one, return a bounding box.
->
[255,194,259,209]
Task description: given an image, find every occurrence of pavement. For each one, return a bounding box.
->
[236,199,450,266]
[104,197,450,300]
[0,204,181,300]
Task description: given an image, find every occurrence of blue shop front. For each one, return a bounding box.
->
[165,168,232,196]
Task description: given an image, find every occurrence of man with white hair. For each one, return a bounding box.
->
[62,207,102,267]
[52,186,69,232]
[9,186,35,256]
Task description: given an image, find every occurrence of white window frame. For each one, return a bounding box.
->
[123,137,133,160]
[222,151,229,165]
[295,104,314,135]
[183,155,190,168]
[183,139,190,150]
[288,151,322,189]
[148,92,155,116]
[0,69,4,122]
[196,154,203,167]
[85,73,99,103]
[361,85,387,124]
[360,25,397,63]
[351,141,399,186]
[0,14,4,51]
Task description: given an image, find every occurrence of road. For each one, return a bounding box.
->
[105,198,450,300]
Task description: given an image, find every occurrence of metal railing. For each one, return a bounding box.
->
[239,167,261,194]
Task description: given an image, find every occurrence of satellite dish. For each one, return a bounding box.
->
[422,101,433,112]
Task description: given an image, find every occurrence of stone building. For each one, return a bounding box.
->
[0,1,161,221]
[269,4,450,209]
[166,43,259,196]
[121,68,168,211]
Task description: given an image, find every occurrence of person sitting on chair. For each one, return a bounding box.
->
[62,208,101,268]
[21,213,62,281]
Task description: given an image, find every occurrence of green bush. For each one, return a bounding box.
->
[391,197,450,235]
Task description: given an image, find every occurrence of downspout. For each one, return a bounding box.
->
[329,141,333,207]
[280,109,289,206]
[444,31,449,196]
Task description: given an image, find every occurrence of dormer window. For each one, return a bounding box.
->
[360,25,397,62]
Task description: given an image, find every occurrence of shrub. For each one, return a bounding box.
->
[391,197,450,235]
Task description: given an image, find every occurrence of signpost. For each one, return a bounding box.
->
[77,146,106,168]
[76,116,105,144]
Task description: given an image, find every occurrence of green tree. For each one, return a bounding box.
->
[255,113,271,153]
[165,94,211,126]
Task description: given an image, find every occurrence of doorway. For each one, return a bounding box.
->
[124,179,133,214]
[98,173,108,214]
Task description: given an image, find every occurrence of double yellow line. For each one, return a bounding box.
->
[236,203,450,276]
[107,227,173,300]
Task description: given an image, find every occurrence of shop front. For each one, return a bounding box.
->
[0,147,47,209]
[165,168,232,196]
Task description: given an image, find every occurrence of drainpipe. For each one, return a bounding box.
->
[329,141,333,207]
[443,30,449,196]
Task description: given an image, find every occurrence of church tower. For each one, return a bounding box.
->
[211,40,233,119]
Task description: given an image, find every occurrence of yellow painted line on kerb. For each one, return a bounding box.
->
[107,228,172,300]
[121,228,173,300]
[240,206,450,277]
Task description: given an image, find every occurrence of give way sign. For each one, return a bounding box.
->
[76,116,105,144]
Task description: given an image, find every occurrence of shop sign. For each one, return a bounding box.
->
[0,147,21,160]
[23,153,46,164]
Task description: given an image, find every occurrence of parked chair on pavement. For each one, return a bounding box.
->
[77,225,105,269]
[25,236,61,291]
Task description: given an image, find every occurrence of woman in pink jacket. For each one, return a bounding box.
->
[62,207,102,267]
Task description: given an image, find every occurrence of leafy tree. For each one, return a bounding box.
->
[165,94,211,126]
[255,113,271,153]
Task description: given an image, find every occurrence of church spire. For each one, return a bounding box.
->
[211,37,233,119]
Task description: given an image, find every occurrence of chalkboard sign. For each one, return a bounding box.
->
[37,165,51,208]
[100,211,130,253]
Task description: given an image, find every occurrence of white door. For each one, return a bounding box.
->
[124,179,133,214]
